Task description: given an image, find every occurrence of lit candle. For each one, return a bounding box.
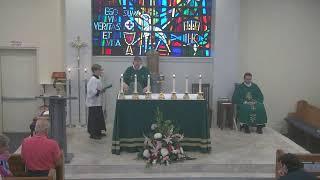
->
[147,74,150,92]
[172,74,176,93]
[120,74,124,93]
[185,75,189,93]
[134,74,137,93]
[67,68,71,80]
[84,67,88,80]
[199,74,202,93]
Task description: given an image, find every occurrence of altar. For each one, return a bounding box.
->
[111,94,211,155]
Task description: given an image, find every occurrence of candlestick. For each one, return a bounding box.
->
[147,74,151,92]
[171,74,177,100]
[183,75,190,100]
[145,74,152,100]
[120,74,124,93]
[118,74,125,99]
[67,68,71,80]
[185,75,188,93]
[84,67,88,80]
[132,74,139,99]
[172,74,176,93]
[197,74,204,100]
[199,74,202,93]
[134,74,137,93]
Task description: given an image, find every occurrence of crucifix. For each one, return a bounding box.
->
[71,36,87,125]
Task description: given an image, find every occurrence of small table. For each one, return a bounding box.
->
[217,100,235,130]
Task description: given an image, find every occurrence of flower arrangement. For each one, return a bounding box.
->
[138,108,195,166]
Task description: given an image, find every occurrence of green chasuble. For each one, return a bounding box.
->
[232,83,267,126]
[123,66,150,94]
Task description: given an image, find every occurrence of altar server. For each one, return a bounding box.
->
[86,64,107,140]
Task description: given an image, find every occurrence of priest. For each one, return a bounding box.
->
[123,56,150,94]
[232,72,267,134]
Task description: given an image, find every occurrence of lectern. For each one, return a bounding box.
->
[36,96,77,163]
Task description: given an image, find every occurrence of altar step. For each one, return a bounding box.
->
[65,163,274,179]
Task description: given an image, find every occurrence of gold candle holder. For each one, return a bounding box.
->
[183,93,190,100]
[171,92,177,100]
[145,91,152,100]
[118,92,125,100]
[132,93,139,100]
[197,92,204,100]
[158,91,165,100]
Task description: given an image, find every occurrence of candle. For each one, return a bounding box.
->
[199,74,202,93]
[84,67,88,80]
[147,74,150,92]
[120,74,124,93]
[67,68,71,80]
[185,75,189,93]
[172,74,176,93]
[134,74,137,93]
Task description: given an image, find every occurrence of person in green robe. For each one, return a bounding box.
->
[232,72,267,134]
[123,56,150,94]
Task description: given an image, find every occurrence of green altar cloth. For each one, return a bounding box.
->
[112,100,211,155]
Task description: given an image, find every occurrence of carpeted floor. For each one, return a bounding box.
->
[4,132,29,153]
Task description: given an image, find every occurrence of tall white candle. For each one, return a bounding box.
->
[67,68,71,80]
[199,74,202,93]
[134,74,137,93]
[185,75,189,93]
[147,74,150,92]
[120,74,124,93]
[84,67,88,80]
[172,74,176,93]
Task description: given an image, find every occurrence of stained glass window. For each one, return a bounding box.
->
[92,0,214,57]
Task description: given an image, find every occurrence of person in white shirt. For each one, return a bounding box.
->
[86,64,106,140]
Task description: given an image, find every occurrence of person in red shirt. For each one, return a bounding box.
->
[21,118,62,177]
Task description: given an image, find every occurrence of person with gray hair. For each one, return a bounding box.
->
[21,119,62,177]
[0,134,12,177]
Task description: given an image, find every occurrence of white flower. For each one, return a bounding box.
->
[180,147,184,154]
[160,148,169,156]
[172,149,178,154]
[154,133,162,139]
[152,160,157,164]
[143,149,150,158]
[151,124,158,130]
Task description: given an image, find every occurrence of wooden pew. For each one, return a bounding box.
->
[285,100,320,152]
[5,153,64,180]
[275,149,320,179]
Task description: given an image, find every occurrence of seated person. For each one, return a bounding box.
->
[232,72,267,134]
[0,134,12,177]
[123,56,150,94]
[278,153,317,180]
[21,118,62,177]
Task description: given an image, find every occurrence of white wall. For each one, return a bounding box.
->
[0,0,65,84]
[65,0,92,125]
[240,0,320,132]
[65,0,219,125]
[213,0,240,124]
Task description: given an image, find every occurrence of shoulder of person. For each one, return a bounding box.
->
[22,136,33,143]
[238,83,246,88]
[126,66,134,71]
[252,83,260,88]
[43,138,58,146]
